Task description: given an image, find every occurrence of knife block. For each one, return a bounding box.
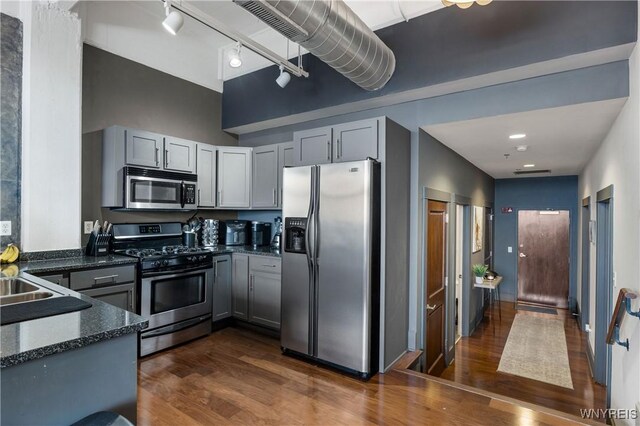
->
[85,233,111,257]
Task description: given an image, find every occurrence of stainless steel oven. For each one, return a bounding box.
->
[139,264,213,356]
[123,167,197,210]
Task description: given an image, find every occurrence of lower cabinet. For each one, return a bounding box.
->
[81,283,135,312]
[212,254,232,321]
[232,254,281,330]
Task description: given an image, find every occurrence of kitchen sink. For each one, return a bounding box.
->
[0,278,40,296]
[0,291,54,306]
[0,277,62,306]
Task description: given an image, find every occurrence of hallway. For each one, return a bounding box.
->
[440,303,606,420]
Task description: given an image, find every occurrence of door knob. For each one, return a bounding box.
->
[519,253,527,258]
[426,304,436,311]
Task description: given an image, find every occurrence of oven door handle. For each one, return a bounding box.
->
[141,315,211,339]
[141,264,212,279]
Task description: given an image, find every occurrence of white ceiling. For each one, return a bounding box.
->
[75,0,443,91]
[423,99,627,179]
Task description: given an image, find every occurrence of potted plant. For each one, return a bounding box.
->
[472,264,488,284]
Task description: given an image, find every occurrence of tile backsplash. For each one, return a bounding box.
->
[0,13,23,248]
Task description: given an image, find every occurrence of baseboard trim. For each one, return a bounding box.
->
[384,350,409,373]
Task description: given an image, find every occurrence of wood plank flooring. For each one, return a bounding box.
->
[440,302,606,421]
[138,326,594,425]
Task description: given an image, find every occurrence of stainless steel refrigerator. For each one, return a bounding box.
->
[281,159,380,378]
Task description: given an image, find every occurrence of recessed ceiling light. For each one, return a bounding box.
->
[515,145,528,152]
[523,164,536,168]
[509,133,527,140]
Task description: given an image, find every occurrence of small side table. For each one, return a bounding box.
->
[474,276,503,321]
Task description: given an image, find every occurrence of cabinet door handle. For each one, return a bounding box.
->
[218,191,222,205]
[272,188,276,206]
[336,139,340,159]
[198,189,201,206]
[155,147,159,166]
[165,149,169,167]
[128,288,134,311]
[249,274,253,291]
[327,141,331,160]
[261,264,277,268]
[93,274,118,285]
[339,139,343,158]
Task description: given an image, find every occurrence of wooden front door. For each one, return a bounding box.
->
[425,200,447,376]
[517,210,570,308]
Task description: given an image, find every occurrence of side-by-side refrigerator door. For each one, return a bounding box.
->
[281,165,314,355]
[316,160,375,374]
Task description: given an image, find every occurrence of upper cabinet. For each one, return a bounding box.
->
[164,137,196,173]
[293,118,380,167]
[293,126,333,166]
[332,118,379,163]
[217,147,252,208]
[277,142,295,208]
[196,143,216,208]
[124,128,163,169]
[252,144,279,209]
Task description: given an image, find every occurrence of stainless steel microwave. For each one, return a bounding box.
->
[122,167,197,210]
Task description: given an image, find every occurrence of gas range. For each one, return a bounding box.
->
[111,222,213,273]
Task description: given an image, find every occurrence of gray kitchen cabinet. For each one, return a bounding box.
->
[124,128,163,168]
[217,147,252,208]
[81,283,135,312]
[248,256,281,330]
[232,254,249,320]
[164,136,196,173]
[212,255,232,321]
[332,118,379,162]
[196,143,217,208]
[293,126,332,166]
[36,273,69,288]
[277,141,295,207]
[252,144,279,208]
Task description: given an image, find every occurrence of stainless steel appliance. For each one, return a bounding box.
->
[112,222,213,356]
[251,221,272,248]
[281,159,380,378]
[122,167,197,210]
[223,220,250,246]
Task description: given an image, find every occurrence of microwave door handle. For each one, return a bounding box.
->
[180,181,186,208]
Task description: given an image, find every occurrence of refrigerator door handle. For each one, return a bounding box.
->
[306,166,316,263]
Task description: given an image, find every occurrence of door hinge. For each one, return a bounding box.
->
[445,277,449,287]
[445,213,449,224]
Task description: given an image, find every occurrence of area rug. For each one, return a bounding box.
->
[497,314,574,389]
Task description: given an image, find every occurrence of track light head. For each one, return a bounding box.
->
[162,2,184,35]
[276,66,291,88]
[228,43,242,68]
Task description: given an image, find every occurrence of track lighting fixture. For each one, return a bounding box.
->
[228,43,243,68]
[276,66,291,88]
[162,0,184,35]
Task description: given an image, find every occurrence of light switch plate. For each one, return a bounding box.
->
[0,221,11,236]
[84,221,94,234]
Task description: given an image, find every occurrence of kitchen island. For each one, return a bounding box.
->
[0,271,147,425]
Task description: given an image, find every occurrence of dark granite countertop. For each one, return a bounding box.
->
[205,245,281,258]
[0,272,147,368]
[17,254,138,275]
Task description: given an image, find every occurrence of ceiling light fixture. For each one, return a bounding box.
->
[442,0,492,10]
[523,164,536,168]
[509,133,527,140]
[228,43,242,68]
[276,66,291,88]
[162,0,184,35]
[515,145,528,152]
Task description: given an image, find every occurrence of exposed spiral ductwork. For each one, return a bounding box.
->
[234,0,396,91]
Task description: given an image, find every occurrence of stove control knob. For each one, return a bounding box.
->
[153,261,161,268]
[199,255,206,260]
[162,260,169,266]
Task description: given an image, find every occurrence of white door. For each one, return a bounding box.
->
[217,147,252,208]
[164,137,196,173]
[196,143,216,208]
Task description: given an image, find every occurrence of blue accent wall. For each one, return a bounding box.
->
[223,1,637,130]
[494,176,579,307]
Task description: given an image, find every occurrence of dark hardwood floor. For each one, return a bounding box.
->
[138,326,594,425]
[440,302,606,420]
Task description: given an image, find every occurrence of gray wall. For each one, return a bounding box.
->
[1,13,22,248]
[418,131,495,342]
[81,45,238,243]
[494,176,579,306]
[222,1,637,130]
